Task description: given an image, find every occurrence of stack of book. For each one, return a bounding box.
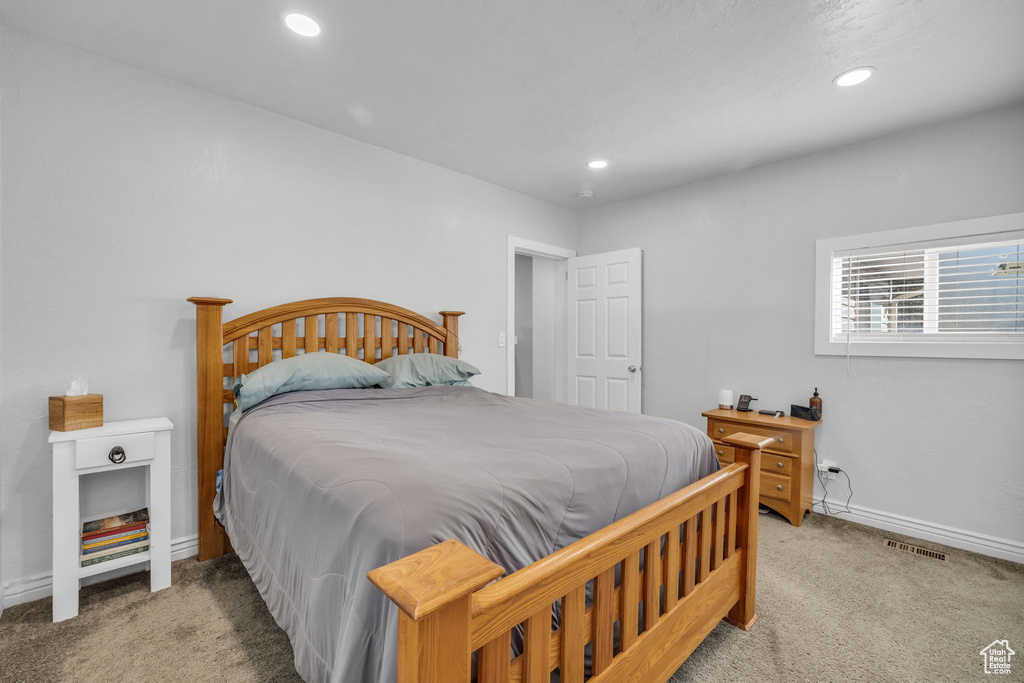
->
[80,507,151,568]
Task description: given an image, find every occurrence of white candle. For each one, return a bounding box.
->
[718,390,734,409]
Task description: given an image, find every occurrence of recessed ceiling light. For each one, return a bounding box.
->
[833,67,874,87]
[284,13,322,37]
[587,160,609,169]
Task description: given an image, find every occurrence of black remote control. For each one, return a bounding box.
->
[759,409,784,417]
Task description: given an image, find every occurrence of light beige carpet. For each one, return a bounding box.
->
[2,513,1022,682]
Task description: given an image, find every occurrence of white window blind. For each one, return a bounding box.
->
[831,236,1023,342]
[816,214,1024,360]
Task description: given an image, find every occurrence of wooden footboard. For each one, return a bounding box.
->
[369,433,771,683]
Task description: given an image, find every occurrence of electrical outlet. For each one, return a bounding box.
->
[817,459,838,480]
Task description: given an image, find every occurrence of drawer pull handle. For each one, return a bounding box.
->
[108,446,126,464]
[718,428,724,433]
[776,485,783,491]
[777,461,784,468]
[776,437,784,443]
[717,450,723,456]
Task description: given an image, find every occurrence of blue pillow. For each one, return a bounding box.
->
[375,353,480,389]
[234,353,390,411]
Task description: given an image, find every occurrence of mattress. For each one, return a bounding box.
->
[215,385,717,683]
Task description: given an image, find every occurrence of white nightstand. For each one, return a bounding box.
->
[49,417,173,622]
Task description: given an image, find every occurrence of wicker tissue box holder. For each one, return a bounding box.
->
[49,394,104,431]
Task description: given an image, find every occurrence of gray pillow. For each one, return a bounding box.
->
[375,353,480,389]
[234,353,390,411]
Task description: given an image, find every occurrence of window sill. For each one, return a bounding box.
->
[814,340,1024,360]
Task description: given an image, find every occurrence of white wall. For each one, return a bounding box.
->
[578,102,1024,561]
[0,28,576,603]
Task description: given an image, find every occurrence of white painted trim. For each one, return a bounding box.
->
[509,236,577,260]
[48,417,173,443]
[820,213,1023,255]
[814,212,1024,361]
[3,572,52,610]
[2,534,199,609]
[169,533,200,561]
[507,236,576,396]
[813,497,1024,564]
[814,339,1024,360]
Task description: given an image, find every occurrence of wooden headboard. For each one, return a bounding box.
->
[187,297,464,561]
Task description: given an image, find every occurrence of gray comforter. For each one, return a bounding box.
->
[215,385,717,683]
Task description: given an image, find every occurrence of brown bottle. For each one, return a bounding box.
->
[810,388,822,415]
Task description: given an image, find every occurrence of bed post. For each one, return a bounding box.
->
[368,539,504,682]
[187,297,233,561]
[440,311,464,358]
[722,433,771,630]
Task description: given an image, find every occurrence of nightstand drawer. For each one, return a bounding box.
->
[761,454,793,475]
[708,420,794,454]
[760,471,791,503]
[713,444,735,464]
[75,432,155,470]
[714,444,792,474]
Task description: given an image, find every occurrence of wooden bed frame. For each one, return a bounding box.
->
[189,296,768,683]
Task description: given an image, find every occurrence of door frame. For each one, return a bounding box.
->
[507,236,576,397]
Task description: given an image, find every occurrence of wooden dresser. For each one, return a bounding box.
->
[701,408,820,527]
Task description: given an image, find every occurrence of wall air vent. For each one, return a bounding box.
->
[883,538,950,562]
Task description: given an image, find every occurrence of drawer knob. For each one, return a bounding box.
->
[776,485,783,490]
[777,461,784,468]
[108,446,126,464]
[718,428,724,433]
[717,450,723,456]
[776,437,784,443]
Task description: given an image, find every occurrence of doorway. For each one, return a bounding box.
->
[507,238,643,413]
[507,237,575,400]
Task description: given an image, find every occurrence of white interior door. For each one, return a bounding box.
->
[566,248,642,413]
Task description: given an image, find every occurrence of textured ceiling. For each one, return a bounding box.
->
[2,0,1023,208]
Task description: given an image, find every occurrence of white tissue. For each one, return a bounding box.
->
[66,378,89,396]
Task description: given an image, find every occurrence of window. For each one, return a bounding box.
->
[815,213,1024,360]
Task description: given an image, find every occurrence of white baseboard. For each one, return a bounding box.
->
[1,534,199,610]
[814,497,1024,564]
[169,534,200,561]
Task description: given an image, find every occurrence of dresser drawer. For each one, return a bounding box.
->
[761,453,793,475]
[716,444,793,474]
[708,420,794,454]
[75,432,155,470]
[760,471,791,503]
